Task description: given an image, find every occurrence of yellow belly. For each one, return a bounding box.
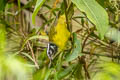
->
[52,22,70,50]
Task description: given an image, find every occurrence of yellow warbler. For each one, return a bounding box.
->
[47,14,70,60]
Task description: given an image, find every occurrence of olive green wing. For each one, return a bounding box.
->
[49,17,58,42]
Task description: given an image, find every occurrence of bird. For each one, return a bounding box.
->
[47,14,70,60]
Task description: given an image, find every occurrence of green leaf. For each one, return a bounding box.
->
[66,33,82,61]
[17,0,21,10]
[71,0,109,39]
[33,67,47,80]
[67,3,74,20]
[74,64,84,80]
[21,52,34,63]
[0,24,6,55]
[93,63,120,80]
[32,0,46,25]
[5,56,32,80]
[96,0,109,8]
[16,0,35,15]
[57,64,77,79]
[45,68,54,80]
[0,0,6,11]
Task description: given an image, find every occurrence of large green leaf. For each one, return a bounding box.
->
[71,0,109,39]
[93,63,120,80]
[66,33,82,61]
[5,56,32,80]
[32,0,46,25]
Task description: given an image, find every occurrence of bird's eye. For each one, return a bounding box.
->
[47,43,58,60]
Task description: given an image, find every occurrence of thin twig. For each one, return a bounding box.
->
[82,30,93,52]
[27,42,39,69]
[78,56,90,79]
[83,51,120,59]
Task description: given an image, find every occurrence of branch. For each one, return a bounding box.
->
[27,42,39,69]
[83,51,120,59]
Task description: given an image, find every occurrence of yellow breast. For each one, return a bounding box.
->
[52,15,70,50]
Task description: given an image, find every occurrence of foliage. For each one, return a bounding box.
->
[93,62,120,80]
[0,0,120,80]
[71,0,109,39]
[0,23,32,80]
[32,0,46,25]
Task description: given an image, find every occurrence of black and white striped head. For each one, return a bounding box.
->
[47,43,58,60]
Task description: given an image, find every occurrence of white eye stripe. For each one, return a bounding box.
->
[47,43,50,55]
[47,43,50,52]
[47,43,52,59]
